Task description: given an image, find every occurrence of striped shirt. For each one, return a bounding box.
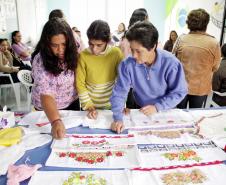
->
[76,46,123,110]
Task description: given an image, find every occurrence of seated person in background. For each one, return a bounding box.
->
[110,21,187,133]
[0,38,19,84]
[5,38,31,70]
[32,18,80,139]
[212,43,226,106]
[76,20,123,119]
[163,30,178,52]
[11,31,32,61]
[111,22,126,46]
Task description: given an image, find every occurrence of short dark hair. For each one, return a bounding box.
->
[32,18,78,75]
[126,21,158,51]
[186,9,210,31]
[11,31,20,44]
[132,8,148,16]
[221,43,226,57]
[49,9,64,20]
[129,9,148,28]
[87,20,110,42]
[0,38,7,44]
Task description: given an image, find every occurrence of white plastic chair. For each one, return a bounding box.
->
[205,90,226,108]
[0,72,21,109]
[17,70,33,111]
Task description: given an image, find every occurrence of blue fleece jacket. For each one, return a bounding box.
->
[110,49,188,121]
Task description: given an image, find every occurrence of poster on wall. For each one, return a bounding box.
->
[164,0,225,41]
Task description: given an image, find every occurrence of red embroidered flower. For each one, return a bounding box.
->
[59,152,66,157]
[106,151,112,156]
[115,152,123,156]
[69,153,76,158]
[76,157,83,161]
[80,175,85,180]
[82,140,90,144]
[89,159,95,164]
[96,157,104,163]
[91,141,99,145]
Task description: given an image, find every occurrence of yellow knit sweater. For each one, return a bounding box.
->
[76,46,123,110]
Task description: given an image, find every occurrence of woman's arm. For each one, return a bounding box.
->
[41,94,65,139]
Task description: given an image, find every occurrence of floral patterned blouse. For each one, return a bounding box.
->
[31,53,77,110]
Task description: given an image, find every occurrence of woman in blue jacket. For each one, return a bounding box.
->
[110,21,188,133]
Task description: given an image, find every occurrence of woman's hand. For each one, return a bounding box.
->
[87,106,98,119]
[12,66,19,72]
[123,108,130,115]
[111,121,124,134]
[140,105,157,116]
[51,120,65,139]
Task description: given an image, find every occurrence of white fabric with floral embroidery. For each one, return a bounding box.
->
[130,164,226,185]
[137,142,226,168]
[51,134,136,150]
[46,145,139,169]
[129,128,208,144]
[28,170,129,185]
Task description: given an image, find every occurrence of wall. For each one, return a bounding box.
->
[144,0,167,45]
[0,0,18,40]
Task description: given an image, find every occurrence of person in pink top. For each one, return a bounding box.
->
[11,31,32,61]
[31,18,80,139]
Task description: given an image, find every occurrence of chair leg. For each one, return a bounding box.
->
[11,83,21,109]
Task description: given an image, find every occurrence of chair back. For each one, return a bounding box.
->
[17,70,33,87]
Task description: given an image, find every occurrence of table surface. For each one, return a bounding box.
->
[1,108,226,185]
[0,126,128,185]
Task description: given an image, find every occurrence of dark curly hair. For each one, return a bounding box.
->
[186,9,210,32]
[32,18,78,75]
[126,21,158,51]
[87,20,110,42]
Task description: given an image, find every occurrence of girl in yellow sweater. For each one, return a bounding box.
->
[76,20,123,119]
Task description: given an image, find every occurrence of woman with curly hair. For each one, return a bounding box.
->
[173,9,221,108]
[31,18,80,139]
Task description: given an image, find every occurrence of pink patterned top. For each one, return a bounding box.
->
[31,53,78,110]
